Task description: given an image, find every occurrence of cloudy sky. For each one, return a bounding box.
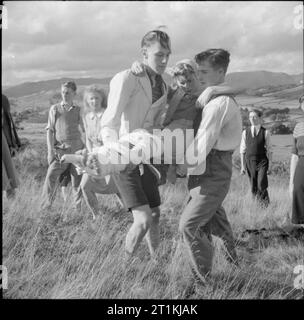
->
[2,1,303,86]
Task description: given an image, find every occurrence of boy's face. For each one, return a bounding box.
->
[176,73,200,95]
[142,41,171,75]
[87,92,103,113]
[197,60,225,86]
[61,86,76,104]
[249,111,262,126]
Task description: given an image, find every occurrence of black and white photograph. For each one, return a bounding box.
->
[1,0,304,303]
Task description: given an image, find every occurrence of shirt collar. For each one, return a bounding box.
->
[61,101,75,111]
[252,124,261,130]
[145,66,162,84]
[88,111,104,120]
[251,124,261,134]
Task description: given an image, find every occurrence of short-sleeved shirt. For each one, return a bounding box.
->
[83,111,105,149]
[292,121,304,156]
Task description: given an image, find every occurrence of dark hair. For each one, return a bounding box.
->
[195,49,230,73]
[62,81,77,92]
[249,108,263,118]
[141,30,171,51]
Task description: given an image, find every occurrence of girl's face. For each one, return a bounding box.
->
[176,73,200,95]
[87,92,103,113]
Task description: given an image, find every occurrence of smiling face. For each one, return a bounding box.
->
[87,92,103,113]
[196,60,225,87]
[142,41,171,75]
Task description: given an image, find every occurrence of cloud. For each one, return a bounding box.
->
[2,1,303,86]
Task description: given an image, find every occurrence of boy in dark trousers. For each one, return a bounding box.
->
[240,108,272,207]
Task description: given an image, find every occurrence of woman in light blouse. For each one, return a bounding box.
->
[80,85,121,220]
[288,95,304,226]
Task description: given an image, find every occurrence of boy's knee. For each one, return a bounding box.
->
[133,208,153,232]
[140,215,152,231]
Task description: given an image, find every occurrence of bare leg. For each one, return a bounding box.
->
[61,186,69,202]
[125,204,152,256]
[145,206,160,257]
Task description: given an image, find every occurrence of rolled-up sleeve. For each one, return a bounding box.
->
[45,105,56,131]
[100,71,135,144]
[239,130,246,154]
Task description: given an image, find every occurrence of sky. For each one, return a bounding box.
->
[2,1,303,86]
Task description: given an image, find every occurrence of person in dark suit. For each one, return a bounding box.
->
[240,108,272,207]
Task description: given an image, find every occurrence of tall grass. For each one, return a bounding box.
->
[2,146,303,299]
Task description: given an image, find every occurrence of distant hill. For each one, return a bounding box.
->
[225,70,301,90]
[291,73,304,84]
[3,77,112,98]
[2,70,303,98]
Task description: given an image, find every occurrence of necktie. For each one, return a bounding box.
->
[151,74,163,103]
[254,127,258,137]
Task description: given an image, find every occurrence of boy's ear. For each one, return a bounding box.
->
[219,67,225,75]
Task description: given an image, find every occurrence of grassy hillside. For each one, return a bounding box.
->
[2,122,304,299]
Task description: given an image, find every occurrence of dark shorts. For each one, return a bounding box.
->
[112,164,161,210]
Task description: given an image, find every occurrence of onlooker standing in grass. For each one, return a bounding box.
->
[240,108,272,207]
[80,85,121,220]
[288,95,304,225]
[179,49,242,283]
[40,81,84,211]
[2,94,20,199]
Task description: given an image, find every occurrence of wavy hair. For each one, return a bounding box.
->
[170,60,198,89]
[83,85,107,114]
